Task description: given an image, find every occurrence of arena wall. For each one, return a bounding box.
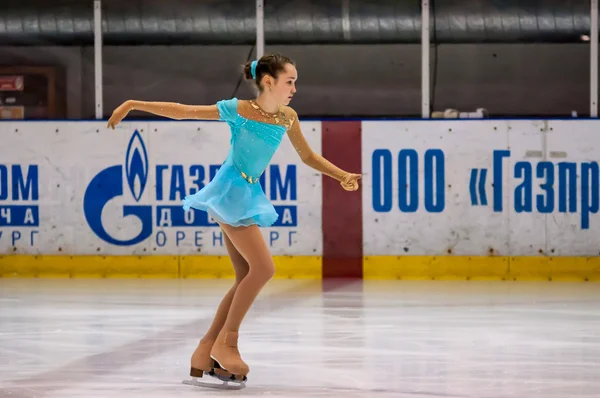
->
[1,118,599,281]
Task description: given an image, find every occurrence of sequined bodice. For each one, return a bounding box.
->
[217,98,287,181]
[230,116,287,179]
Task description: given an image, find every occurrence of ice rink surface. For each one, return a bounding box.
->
[0,278,599,398]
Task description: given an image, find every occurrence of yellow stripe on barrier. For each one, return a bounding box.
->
[3,255,599,281]
[364,256,600,282]
[0,255,322,279]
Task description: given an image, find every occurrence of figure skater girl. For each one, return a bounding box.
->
[107,53,361,385]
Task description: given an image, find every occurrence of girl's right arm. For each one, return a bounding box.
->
[107,100,220,129]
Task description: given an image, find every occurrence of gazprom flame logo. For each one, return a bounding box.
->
[125,130,148,202]
[83,130,153,246]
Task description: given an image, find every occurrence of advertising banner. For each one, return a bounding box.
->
[362,120,600,257]
[0,120,323,256]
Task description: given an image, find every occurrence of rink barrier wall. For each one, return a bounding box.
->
[2,118,600,281]
[0,120,324,279]
[360,118,600,282]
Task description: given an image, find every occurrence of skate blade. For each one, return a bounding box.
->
[182,376,246,390]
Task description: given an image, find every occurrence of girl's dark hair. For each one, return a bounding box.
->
[244,53,295,91]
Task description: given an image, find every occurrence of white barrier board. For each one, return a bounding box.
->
[0,120,322,255]
[362,120,600,256]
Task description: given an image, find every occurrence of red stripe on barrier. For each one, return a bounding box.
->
[321,121,363,279]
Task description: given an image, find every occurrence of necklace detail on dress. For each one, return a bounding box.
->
[249,100,293,128]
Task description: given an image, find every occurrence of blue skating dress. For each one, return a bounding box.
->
[182,97,287,227]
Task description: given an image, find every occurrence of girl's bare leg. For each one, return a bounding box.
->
[210,223,276,376]
[190,228,250,376]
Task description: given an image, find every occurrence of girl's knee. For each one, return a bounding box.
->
[249,261,275,282]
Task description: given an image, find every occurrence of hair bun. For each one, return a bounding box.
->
[243,61,254,80]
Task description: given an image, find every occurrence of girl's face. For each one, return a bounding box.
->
[265,63,297,106]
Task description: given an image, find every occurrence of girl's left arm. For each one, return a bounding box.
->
[285,108,361,191]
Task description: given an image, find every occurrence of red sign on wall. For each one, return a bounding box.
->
[0,76,24,91]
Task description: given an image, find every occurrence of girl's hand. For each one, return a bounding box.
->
[107,100,134,129]
[340,173,361,191]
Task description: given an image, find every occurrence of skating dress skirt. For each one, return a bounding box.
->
[182,97,286,227]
